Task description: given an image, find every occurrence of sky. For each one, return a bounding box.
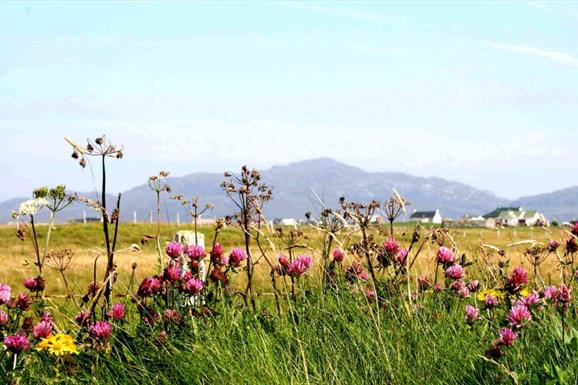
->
[1,1,578,202]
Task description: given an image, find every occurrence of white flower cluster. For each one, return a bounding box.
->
[18,198,49,216]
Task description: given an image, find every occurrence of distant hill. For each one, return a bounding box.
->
[511,186,578,222]
[0,157,543,223]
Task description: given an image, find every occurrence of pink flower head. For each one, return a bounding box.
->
[445,264,464,280]
[89,320,113,341]
[4,334,31,353]
[33,320,52,339]
[437,246,454,265]
[332,248,345,263]
[14,293,32,311]
[433,283,443,293]
[278,254,289,267]
[23,277,45,292]
[468,280,480,292]
[345,262,369,283]
[465,305,479,324]
[383,238,401,256]
[506,267,528,292]
[554,284,572,304]
[137,276,162,297]
[183,278,203,296]
[450,280,466,292]
[40,312,53,323]
[365,289,376,302]
[0,284,11,304]
[210,243,226,266]
[108,303,126,322]
[548,239,560,251]
[457,287,471,298]
[164,262,182,283]
[163,309,182,323]
[0,310,8,326]
[186,245,206,261]
[418,275,431,290]
[397,248,408,265]
[74,310,91,326]
[507,304,532,327]
[484,295,498,308]
[498,328,517,346]
[165,241,183,258]
[228,248,247,268]
[542,285,557,300]
[522,292,541,308]
[287,255,313,278]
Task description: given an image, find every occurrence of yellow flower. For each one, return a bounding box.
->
[37,333,79,356]
[519,287,531,297]
[476,288,506,302]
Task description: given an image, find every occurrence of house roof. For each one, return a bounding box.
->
[410,211,437,219]
[483,207,521,219]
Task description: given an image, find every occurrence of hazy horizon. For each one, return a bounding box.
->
[2,2,578,201]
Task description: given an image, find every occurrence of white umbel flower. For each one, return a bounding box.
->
[18,198,49,216]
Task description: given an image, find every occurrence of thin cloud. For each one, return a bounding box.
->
[477,40,578,67]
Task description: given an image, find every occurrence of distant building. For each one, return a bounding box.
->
[410,209,442,224]
[483,207,547,227]
[274,218,298,226]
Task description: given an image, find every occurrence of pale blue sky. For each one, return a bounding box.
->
[2,1,578,201]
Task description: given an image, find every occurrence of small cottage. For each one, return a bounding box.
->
[410,209,442,224]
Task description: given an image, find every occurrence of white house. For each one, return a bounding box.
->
[274,218,298,227]
[410,209,442,224]
[483,207,547,227]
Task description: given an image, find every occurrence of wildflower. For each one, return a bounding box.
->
[278,254,289,268]
[345,263,369,283]
[33,321,52,339]
[548,239,560,251]
[572,223,578,237]
[507,304,532,327]
[210,243,226,265]
[457,287,471,298]
[37,334,78,356]
[228,248,247,268]
[4,334,31,353]
[521,292,541,308]
[143,309,160,325]
[445,264,464,280]
[433,283,443,293]
[542,285,557,301]
[468,280,480,292]
[566,238,578,254]
[332,248,345,263]
[476,288,504,302]
[437,246,454,265]
[108,303,126,321]
[138,276,162,297]
[382,238,401,256]
[164,262,182,283]
[87,281,100,296]
[0,284,11,304]
[14,293,32,311]
[397,248,408,265]
[0,310,8,325]
[74,310,91,326]
[165,241,183,259]
[18,198,48,216]
[40,312,53,323]
[498,328,517,346]
[465,305,479,324]
[163,309,182,323]
[450,280,465,292]
[185,245,206,261]
[183,278,203,295]
[418,275,431,290]
[23,276,45,292]
[89,320,113,341]
[484,295,498,309]
[209,266,229,285]
[554,284,572,312]
[287,255,313,278]
[506,266,528,293]
[364,289,376,302]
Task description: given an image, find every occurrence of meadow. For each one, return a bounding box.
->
[2,135,578,385]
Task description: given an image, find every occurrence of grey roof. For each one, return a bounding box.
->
[410,211,437,219]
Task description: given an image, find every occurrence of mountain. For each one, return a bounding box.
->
[0,158,523,223]
[511,186,578,222]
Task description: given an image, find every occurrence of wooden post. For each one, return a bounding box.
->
[149,210,153,224]
[176,212,180,226]
[133,210,137,225]
[83,210,87,225]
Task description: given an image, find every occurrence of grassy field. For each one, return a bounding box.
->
[0,221,565,295]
